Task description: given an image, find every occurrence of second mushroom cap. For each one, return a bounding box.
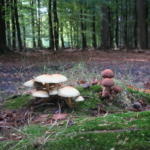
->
[57,86,80,97]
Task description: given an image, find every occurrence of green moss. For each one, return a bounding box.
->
[126,87,150,102]
[1,111,150,150]
[76,85,102,109]
[4,94,33,109]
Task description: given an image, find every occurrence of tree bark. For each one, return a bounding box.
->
[115,0,118,47]
[60,25,65,48]
[80,9,87,50]
[10,0,16,50]
[100,4,109,49]
[134,0,137,48]
[0,0,7,54]
[124,0,128,46]
[53,0,59,51]
[31,0,36,48]
[137,0,147,49]
[92,11,96,48]
[37,0,42,48]
[14,0,23,51]
[48,0,54,50]
[5,0,11,47]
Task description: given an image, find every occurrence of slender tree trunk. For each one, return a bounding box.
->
[124,0,128,46]
[0,0,7,54]
[115,0,118,47]
[6,0,11,47]
[60,25,65,48]
[134,0,137,48]
[53,0,59,51]
[10,0,16,50]
[37,0,42,48]
[92,11,96,48]
[80,9,87,50]
[14,0,22,51]
[48,0,54,50]
[146,0,148,48]
[100,4,109,49]
[108,7,113,47]
[137,0,147,49]
[22,18,26,48]
[31,0,36,48]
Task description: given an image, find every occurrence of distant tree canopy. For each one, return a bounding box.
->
[0,0,149,54]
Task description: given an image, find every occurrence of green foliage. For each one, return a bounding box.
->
[4,94,32,109]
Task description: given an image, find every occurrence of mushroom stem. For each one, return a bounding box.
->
[67,97,72,108]
[45,83,50,92]
[102,87,106,97]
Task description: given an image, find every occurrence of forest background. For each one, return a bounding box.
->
[0,0,149,54]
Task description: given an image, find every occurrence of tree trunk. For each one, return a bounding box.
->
[6,0,11,47]
[124,0,128,46]
[108,7,113,47]
[115,0,118,48]
[60,25,65,49]
[10,0,16,50]
[80,9,87,50]
[53,0,59,51]
[14,0,22,51]
[37,0,42,48]
[134,0,137,48]
[137,0,147,49]
[31,0,36,48]
[48,0,54,50]
[0,0,9,54]
[92,11,96,48]
[100,4,109,49]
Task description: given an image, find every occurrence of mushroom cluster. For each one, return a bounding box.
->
[99,69,122,101]
[23,74,84,107]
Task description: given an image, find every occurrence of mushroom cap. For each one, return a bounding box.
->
[101,69,114,78]
[49,89,58,95]
[58,86,80,97]
[101,78,114,87]
[103,91,111,98]
[34,74,59,83]
[74,96,84,102]
[52,74,67,82]
[112,86,122,93]
[24,79,34,87]
[32,90,49,97]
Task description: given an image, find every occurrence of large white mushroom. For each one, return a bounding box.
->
[32,90,49,101]
[23,79,44,90]
[34,74,59,92]
[52,74,68,89]
[57,86,80,107]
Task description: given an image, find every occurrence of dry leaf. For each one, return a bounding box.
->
[126,85,138,90]
[143,89,150,94]
[52,113,68,120]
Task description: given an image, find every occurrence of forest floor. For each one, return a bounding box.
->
[0,48,150,147]
[0,48,150,101]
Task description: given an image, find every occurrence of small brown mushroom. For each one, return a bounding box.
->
[112,86,122,94]
[101,78,114,97]
[101,69,114,78]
